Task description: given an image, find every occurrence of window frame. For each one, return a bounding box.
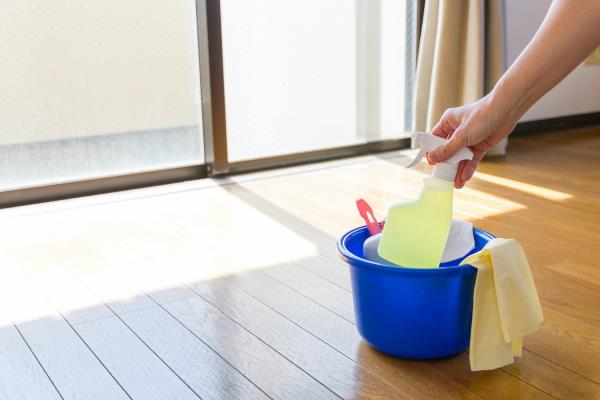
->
[0,0,421,208]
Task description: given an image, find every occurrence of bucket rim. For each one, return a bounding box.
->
[337,225,494,276]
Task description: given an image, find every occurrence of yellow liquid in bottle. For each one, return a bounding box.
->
[378,177,453,268]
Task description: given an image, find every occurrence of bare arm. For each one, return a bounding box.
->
[428,0,600,189]
[495,0,600,121]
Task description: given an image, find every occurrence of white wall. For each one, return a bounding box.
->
[0,0,201,146]
[505,0,600,121]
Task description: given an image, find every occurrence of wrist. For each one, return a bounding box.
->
[486,81,525,126]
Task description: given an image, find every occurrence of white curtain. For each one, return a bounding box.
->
[414,0,507,154]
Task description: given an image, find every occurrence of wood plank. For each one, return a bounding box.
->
[164,296,340,400]
[4,243,113,326]
[92,239,198,306]
[524,308,600,384]
[189,279,427,399]
[538,304,600,354]
[0,306,61,400]
[229,234,598,400]
[265,264,355,323]
[460,221,600,384]
[40,238,196,322]
[546,260,600,287]
[120,305,269,400]
[293,255,352,292]
[535,264,600,326]
[5,232,270,400]
[504,349,600,400]
[223,269,554,400]
[55,241,155,316]
[74,316,200,400]
[0,248,129,400]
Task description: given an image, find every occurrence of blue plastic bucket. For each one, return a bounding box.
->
[337,226,494,359]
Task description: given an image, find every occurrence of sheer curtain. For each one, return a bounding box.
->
[413,0,507,155]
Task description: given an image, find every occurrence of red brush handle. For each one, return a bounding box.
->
[356,198,382,236]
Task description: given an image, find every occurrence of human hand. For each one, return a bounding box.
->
[426,96,518,189]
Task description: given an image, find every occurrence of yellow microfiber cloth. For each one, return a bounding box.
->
[460,238,544,371]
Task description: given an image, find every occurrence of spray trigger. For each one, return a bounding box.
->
[405,132,474,181]
[407,132,473,168]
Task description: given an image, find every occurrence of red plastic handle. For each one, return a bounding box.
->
[356,198,382,236]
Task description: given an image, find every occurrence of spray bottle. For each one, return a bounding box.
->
[377,132,474,268]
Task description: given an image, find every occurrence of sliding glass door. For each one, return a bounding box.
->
[0,0,205,192]
[220,0,416,162]
[0,0,417,206]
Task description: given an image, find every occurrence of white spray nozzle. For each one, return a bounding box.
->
[406,132,474,181]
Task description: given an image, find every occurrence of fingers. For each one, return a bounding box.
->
[431,109,460,139]
[455,159,478,189]
[428,109,465,164]
[427,130,467,164]
[454,150,485,189]
[454,160,468,189]
[430,118,452,139]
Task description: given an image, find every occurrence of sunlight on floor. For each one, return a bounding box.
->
[454,187,527,221]
[0,153,570,328]
[473,171,572,201]
[0,185,322,326]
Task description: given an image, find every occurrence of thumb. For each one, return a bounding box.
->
[427,130,467,163]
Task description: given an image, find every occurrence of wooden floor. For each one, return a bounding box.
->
[1,127,599,400]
